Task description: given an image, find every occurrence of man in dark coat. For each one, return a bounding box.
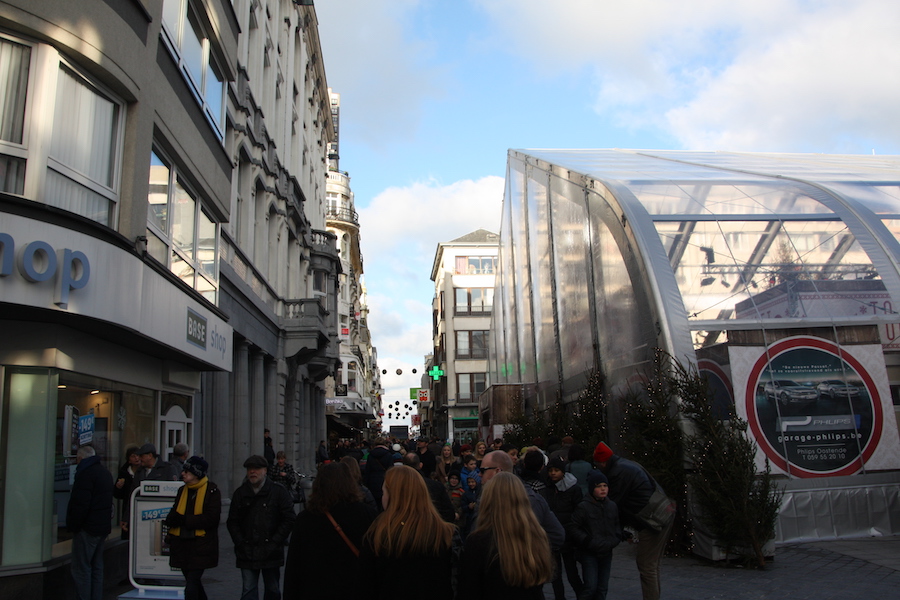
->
[415,437,437,477]
[228,455,296,600]
[402,453,456,523]
[362,438,393,510]
[122,443,179,532]
[67,445,113,600]
[595,442,674,600]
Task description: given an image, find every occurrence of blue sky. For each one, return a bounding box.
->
[314,0,900,429]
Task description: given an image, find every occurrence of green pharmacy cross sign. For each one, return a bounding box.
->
[427,365,445,381]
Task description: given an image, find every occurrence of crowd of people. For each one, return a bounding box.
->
[68,434,674,600]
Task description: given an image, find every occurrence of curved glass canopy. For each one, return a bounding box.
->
[523,150,900,350]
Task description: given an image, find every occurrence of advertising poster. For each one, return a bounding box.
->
[731,336,900,477]
[129,481,185,586]
[78,413,94,446]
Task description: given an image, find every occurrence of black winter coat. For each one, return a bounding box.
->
[227,477,296,569]
[568,496,623,556]
[358,532,458,600]
[362,446,393,508]
[283,501,377,599]
[601,455,655,530]
[67,456,114,537]
[165,481,221,570]
[457,529,545,600]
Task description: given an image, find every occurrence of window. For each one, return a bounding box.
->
[457,373,487,402]
[455,255,497,274]
[146,147,219,301]
[0,36,123,224]
[456,330,489,359]
[455,287,494,315]
[161,0,226,137]
[313,270,327,294]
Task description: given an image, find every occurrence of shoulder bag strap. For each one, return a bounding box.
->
[325,511,359,557]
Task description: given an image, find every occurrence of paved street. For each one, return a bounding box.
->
[106,513,900,599]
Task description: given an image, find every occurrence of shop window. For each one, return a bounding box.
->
[0,35,123,225]
[161,0,226,137]
[146,147,220,302]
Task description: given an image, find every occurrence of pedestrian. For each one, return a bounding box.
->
[67,445,113,600]
[113,445,141,539]
[568,470,625,600]
[227,455,296,600]
[415,437,437,477]
[402,453,456,522]
[122,443,179,533]
[457,471,555,599]
[340,455,378,512]
[263,430,276,467]
[171,442,189,472]
[459,455,480,489]
[567,444,593,497]
[520,448,549,496]
[472,441,488,467]
[362,437,393,510]
[164,456,220,600]
[446,472,464,521]
[283,462,377,599]
[460,474,481,538]
[594,442,674,600]
[316,439,329,465]
[546,457,584,600]
[434,444,460,484]
[268,451,298,501]
[359,466,459,600]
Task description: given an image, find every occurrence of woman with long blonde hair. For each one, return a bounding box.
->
[359,465,458,600]
[457,471,555,599]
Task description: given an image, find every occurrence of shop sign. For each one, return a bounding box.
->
[78,413,94,445]
[732,336,900,477]
[129,482,185,588]
[0,232,90,308]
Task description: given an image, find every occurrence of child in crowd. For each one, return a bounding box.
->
[460,475,481,538]
[446,472,464,520]
[459,456,480,489]
[567,470,627,600]
[546,457,584,600]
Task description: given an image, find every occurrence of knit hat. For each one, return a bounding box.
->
[460,444,472,453]
[593,442,614,464]
[183,456,209,479]
[586,469,609,490]
[547,457,566,472]
[243,455,269,469]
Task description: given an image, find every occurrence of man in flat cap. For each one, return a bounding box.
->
[121,443,179,533]
[227,455,295,600]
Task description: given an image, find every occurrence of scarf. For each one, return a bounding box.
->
[169,477,208,537]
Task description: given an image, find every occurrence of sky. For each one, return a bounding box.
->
[314,0,900,430]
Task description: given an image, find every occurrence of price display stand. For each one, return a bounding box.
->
[119,480,185,599]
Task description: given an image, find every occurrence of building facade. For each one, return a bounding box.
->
[324,91,381,441]
[490,149,900,545]
[422,229,497,443]
[200,0,340,492]
[0,1,341,595]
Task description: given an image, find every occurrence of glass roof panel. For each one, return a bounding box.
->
[826,183,900,215]
[631,182,833,217]
[658,219,883,325]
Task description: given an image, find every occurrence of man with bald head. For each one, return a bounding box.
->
[477,450,565,551]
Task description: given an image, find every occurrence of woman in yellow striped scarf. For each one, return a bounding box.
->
[164,456,220,600]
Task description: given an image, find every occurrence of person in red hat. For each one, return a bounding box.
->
[593,442,674,600]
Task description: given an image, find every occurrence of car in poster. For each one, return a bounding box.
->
[816,379,861,400]
[763,379,818,409]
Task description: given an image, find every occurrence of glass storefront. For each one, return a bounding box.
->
[0,367,160,566]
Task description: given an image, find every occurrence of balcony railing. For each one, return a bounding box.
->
[326,206,359,226]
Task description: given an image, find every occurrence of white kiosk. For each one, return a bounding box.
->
[119,480,185,599]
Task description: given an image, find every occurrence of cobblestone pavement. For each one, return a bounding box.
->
[107,517,900,599]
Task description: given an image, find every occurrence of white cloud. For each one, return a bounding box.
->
[470,0,900,153]
[315,0,447,148]
[356,176,504,417]
[666,3,900,152]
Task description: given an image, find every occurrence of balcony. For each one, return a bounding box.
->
[326,205,359,226]
[283,297,339,379]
